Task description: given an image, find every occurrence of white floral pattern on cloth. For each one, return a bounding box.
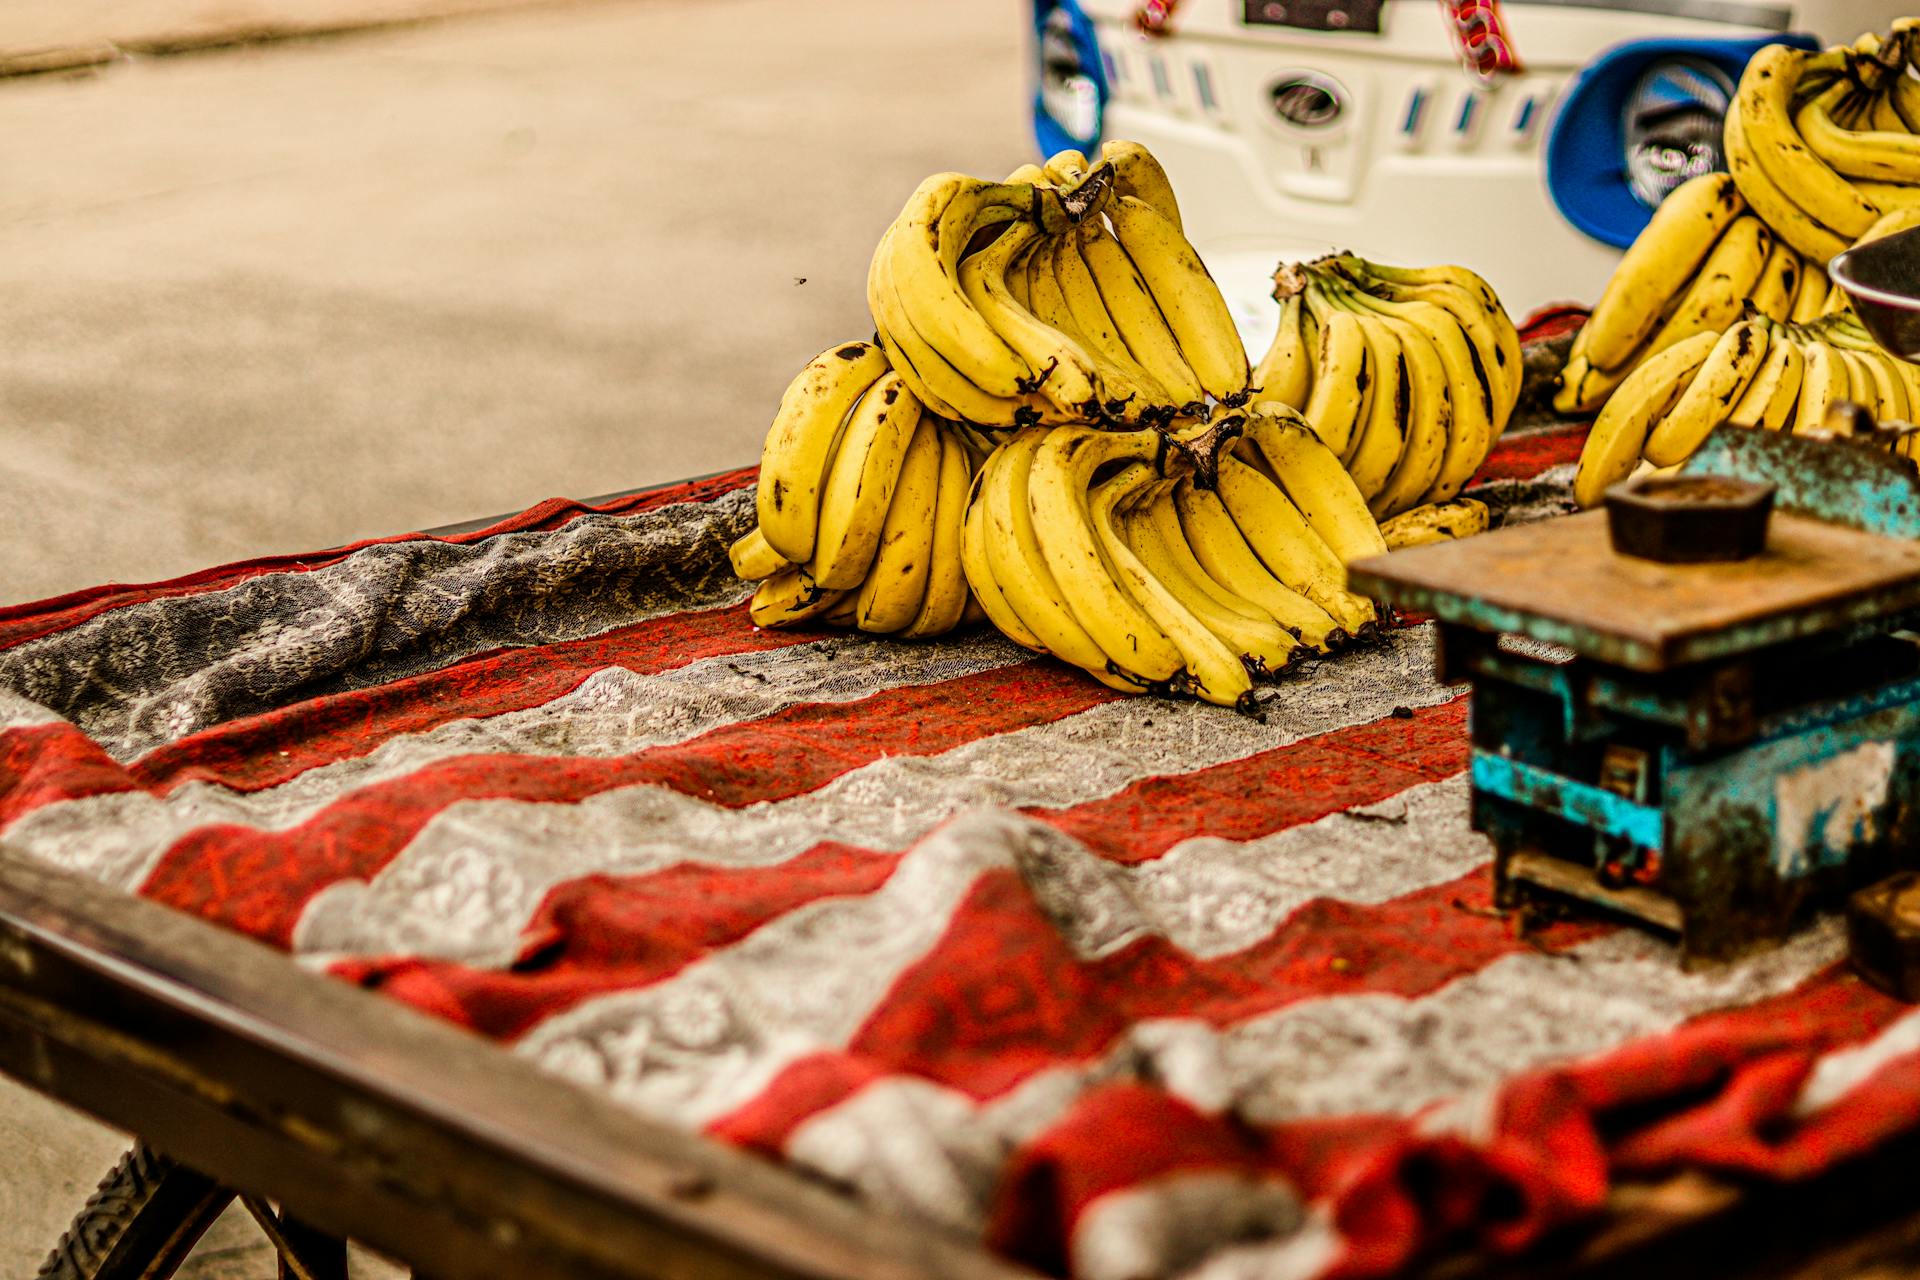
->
[0,488,757,761]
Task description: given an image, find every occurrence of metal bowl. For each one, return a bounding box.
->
[1829,225,1920,362]
[1604,473,1776,563]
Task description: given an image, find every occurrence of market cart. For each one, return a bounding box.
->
[14,319,1920,1279]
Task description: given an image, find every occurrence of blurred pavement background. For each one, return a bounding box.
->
[0,0,1028,1270]
[0,0,1029,607]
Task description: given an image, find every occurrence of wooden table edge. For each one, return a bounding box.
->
[0,846,1038,1280]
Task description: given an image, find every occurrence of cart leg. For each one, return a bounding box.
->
[36,1144,234,1280]
[241,1197,348,1280]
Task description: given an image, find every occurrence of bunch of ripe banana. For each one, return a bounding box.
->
[961,405,1387,710]
[867,139,1251,430]
[1250,253,1521,521]
[731,339,993,637]
[1573,308,1920,506]
[1559,21,1920,415]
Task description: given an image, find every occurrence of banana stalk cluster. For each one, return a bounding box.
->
[963,408,1386,710]
[730,140,1505,709]
[1561,21,1920,416]
[1574,310,1920,506]
[869,141,1250,430]
[1252,254,1521,520]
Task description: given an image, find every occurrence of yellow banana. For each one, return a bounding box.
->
[872,173,1050,398]
[1341,259,1521,423]
[1172,478,1347,651]
[1340,312,1409,507]
[1723,94,1856,260]
[959,219,1103,417]
[1840,346,1908,422]
[1104,194,1251,403]
[1237,405,1388,566]
[1047,225,1180,419]
[1215,454,1376,635]
[1756,338,1808,432]
[1791,263,1835,323]
[959,464,1044,651]
[1793,336,1855,435]
[1298,306,1372,458]
[1644,319,1772,467]
[1029,427,1187,683]
[871,226,1024,426]
[1553,350,1637,418]
[854,414,943,633]
[1041,149,1089,185]
[1131,482,1304,674]
[1731,46,1880,238]
[1101,138,1183,232]
[729,526,791,581]
[1121,485,1305,679]
[902,427,976,639]
[1797,79,1920,183]
[1079,222,1209,410]
[1555,172,1745,370]
[1638,215,1772,356]
[1380,498,1490,549]
[1025,233,1173,423]
[981,428,1121,673]
[1572,331,1721,507]
[1091,465,1256,708]
[809,371,924,588]
[750,567,847,629]
[1890,57,1920,133]
[1746,234,1804,322]
[1827,313,1920,413]
[1857,206,1920,245]
[822,592,860,628]
[1364,309,1452,519]
[1726,327,1803,430]
[1251,292,1316,409]
[757,340,891,561]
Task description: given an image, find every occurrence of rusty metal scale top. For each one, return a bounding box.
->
[1349,509,1920,673]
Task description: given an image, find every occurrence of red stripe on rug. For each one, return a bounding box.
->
[1045,698,1467,864]
[1467,422,1586,486]
[142,659,1110,948]
[328,700,1470,1041]
[984,961,1900,1280]
[0,468,758,651]
[0,723,144,828]
[710,869,1612,1155]
[129,599,821,794]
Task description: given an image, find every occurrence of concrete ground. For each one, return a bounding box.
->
[0,0,1030,608]
[0,0,1028,1271]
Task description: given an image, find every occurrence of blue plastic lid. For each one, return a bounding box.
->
[1545,33,1816,249]
[1032,0,1109,158]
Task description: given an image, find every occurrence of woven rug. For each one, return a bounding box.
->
[7,319,1919,1280]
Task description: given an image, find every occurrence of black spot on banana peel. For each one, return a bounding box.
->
[836,345,868,360]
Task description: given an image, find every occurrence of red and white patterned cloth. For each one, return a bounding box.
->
[6,338,1920,1277]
